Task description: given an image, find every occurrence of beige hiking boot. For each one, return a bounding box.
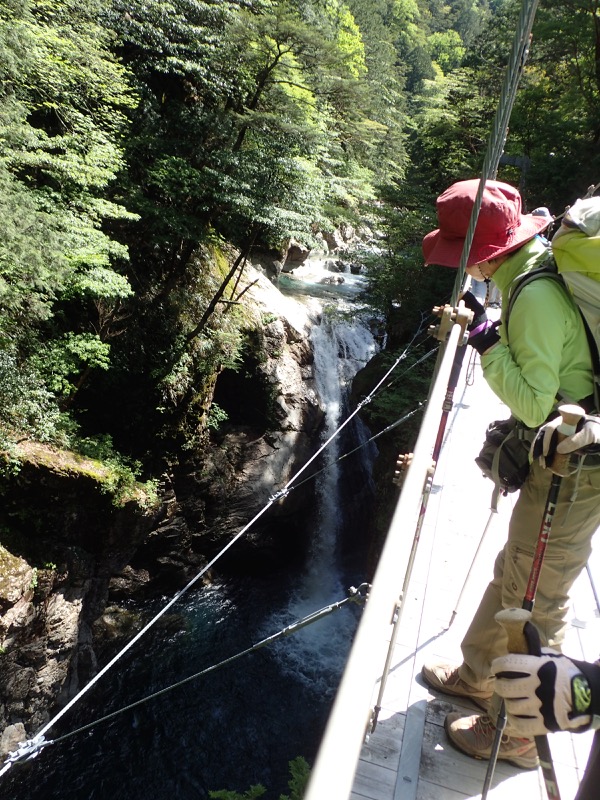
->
[421,662,492,710]
[444,712,540,770]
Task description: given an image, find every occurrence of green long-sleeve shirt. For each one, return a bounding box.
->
[481,237,594,428]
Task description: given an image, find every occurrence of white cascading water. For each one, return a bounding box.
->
[268,305,378,693]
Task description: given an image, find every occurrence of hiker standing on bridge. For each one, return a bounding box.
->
[420,178,600,769]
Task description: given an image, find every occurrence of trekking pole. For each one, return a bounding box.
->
[371,318,471,732]
[448,488,501,628]
[522,403,584,608]
[481,403,584,800]
[586,563,600,617]
[495,608,561,800]
[432,343,468,461]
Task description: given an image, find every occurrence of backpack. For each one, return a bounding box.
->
[505,196,600,412]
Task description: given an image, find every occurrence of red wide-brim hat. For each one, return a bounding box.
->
[422,179,551,268]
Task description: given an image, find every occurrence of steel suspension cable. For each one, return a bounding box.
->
[305,322,465,800]
[450,0,540,306]
[287,344,438,493]
[1,17,541,763]
[306,1,543,795]
[288,403,426,494]
[23,586,368,755]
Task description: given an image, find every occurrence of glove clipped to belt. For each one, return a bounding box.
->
[531,414,600,468]
[492,649,600,737]
[461,290,501,355]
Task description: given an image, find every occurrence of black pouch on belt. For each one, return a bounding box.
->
[475,416,532,494]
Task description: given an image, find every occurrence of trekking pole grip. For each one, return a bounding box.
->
[551,403,585,476]
[495,607,531,653]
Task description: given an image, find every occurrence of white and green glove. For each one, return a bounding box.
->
[492,650,600,737]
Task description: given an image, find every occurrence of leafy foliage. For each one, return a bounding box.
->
[0,348,66,443]
[209,787,265,800]
[506,0,600,208]
[2,0,600,477]
[208,756,310,800]
[4,0,600,786]
[0,0,137,447]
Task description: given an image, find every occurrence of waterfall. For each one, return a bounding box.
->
[266,308,378,693]
[309,314,378,583]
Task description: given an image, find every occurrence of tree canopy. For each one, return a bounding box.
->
[1,0,599,469]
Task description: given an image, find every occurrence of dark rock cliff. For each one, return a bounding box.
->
[0,267,324,758]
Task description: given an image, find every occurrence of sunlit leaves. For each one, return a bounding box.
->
[0,165,67,329]
[323,3,367,79]
[68,267,133,304]
[427,30,466,74]
[33,332,111,401]
[0,0,138,440]
[0,348,64,442]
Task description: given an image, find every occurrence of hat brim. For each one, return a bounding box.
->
[423,213,550,268]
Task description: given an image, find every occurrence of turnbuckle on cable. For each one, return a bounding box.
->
[348,583,369,604]
[5,734,49,765]
[269,487,290,503]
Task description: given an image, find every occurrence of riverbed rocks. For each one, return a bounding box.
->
[282,239,311,270]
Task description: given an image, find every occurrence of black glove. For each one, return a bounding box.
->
[461,291,487,330]
[468,318,501,355]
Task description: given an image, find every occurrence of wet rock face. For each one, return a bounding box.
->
[0,492,159,757]
[282,239,311,271]
[0,577,84,751]
[0,549,34,614]
[135,274,324,576]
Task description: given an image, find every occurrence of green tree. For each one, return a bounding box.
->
[505,0,600,208]
[0,0,136,441]
[427,29,466,74]
[344,0,410,183]
[91,0,409,445]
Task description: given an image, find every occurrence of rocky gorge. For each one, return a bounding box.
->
[0,256,376,766]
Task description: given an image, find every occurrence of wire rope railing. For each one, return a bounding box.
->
[4,585,369,761]
[304,322,465,800]
[450,0,539,306]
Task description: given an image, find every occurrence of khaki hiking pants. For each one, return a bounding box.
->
[459,459,600,695]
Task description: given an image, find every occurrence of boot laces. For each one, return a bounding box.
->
[471,714,497,750]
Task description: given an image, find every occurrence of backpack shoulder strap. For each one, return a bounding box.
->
[505,259,566,332]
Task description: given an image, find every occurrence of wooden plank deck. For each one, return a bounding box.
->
[350,348,600,800]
